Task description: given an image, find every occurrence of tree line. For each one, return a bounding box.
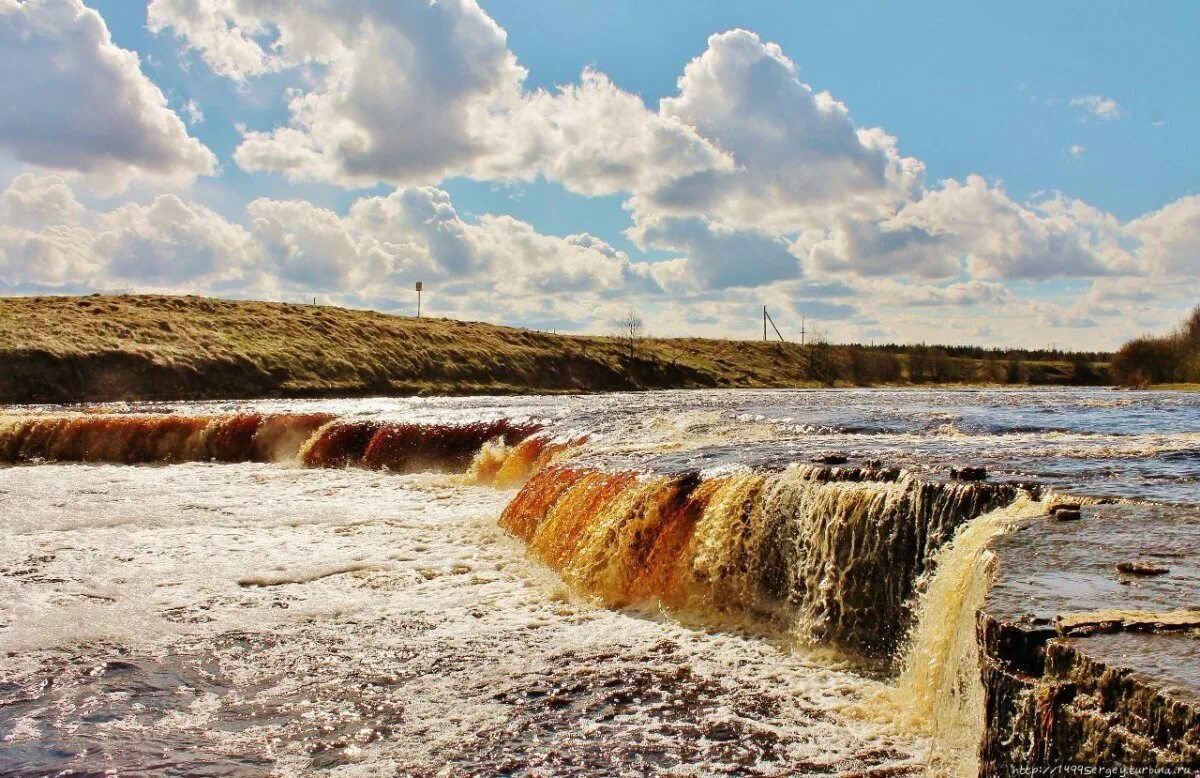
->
[806,339,1106,386]
[1112,306,1200,386]
[610,308,1109,386]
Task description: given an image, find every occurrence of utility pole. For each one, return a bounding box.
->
[763,305,785,342]
[800,315,806,346]
[415,281,423,317]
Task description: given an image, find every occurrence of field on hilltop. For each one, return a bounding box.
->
[0,295,1110,404]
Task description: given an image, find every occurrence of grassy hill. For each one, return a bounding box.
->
[0,295,1109,404]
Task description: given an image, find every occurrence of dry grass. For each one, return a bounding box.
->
[0,294,1096,403]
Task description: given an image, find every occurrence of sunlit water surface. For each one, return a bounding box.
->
[1,388,1196,775]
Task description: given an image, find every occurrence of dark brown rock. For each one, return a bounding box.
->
[1116,561,1170,576]
[950,466,987,481]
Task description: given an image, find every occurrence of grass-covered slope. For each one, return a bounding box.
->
[0,295,1106,403]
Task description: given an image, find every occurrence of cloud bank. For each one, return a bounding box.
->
[0,0,1195,348]
[0,0,215,190]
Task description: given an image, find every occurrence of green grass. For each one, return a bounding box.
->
[0,294,1108,403]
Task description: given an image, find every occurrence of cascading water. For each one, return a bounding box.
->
[4,389,1195,775]
[0,406,1035,771]
[884,491,1049,775]
[496,460,1072,775]
[0,412,545,473]
[500,462,1023,657]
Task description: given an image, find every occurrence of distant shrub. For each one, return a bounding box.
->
[1112,336,1180,386]
[1112,305,1200,386]
[849,348,902,384]
[908,346,931,383]
[1068,353,1099,385]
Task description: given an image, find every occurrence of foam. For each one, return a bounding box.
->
[0,461,926,774]
[4,387,1197,774]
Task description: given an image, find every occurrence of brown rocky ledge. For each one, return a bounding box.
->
[978,503,1200,772]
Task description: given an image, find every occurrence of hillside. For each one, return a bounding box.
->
[0,295,1108,404]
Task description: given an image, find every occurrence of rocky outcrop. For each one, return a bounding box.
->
[978,504,1200,772]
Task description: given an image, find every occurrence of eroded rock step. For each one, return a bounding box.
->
[979,503,1200,771]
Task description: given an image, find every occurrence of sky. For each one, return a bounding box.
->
[1,0,1197,349]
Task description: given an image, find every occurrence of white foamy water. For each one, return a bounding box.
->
[0,462,925,775]
[2,388,1197,775]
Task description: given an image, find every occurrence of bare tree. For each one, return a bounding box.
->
[613,309,645,360]
[806,327,839,385]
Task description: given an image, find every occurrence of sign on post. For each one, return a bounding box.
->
[415,281,423,317]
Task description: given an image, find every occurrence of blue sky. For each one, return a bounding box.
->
[90,0,1199,233]
[1,0,1197,348]
[487,1,1197,212]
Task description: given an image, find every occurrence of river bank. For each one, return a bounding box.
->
[0,295,1107,404]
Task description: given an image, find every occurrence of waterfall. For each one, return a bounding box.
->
[499,463,1023,656]
[2,409,1052,773]
[498,460,1052,774]
[0,412,332,464]
[882,492,1045,775]
[0,413,540,473]
[468,434,584,487]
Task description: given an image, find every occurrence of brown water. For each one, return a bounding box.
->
[1,388,1196,775]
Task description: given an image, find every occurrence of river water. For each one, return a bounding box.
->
[1,388,1196,776]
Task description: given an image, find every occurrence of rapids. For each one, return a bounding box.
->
[1,388,1196,775]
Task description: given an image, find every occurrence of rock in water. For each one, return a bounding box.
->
[1116,561,1169,576]
[950,466,987,481]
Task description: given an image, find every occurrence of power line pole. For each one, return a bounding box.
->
[763,305,785,342]
[415,281,423,317]
[800,315,806,346]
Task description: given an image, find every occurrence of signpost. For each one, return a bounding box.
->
[415,281,423,317]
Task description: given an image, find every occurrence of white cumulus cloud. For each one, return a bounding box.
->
[8,1,1200,348]
[0,175,249,288]
[641,30,922,233]
[1070,94,1121,120]
[151,0,731,194]
[0,0,215,190]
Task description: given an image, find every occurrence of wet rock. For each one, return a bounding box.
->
[813,453,848,465]
[1052,507,1082,522]
[1116,561,1169,576]
[979,504,1200,774]
[950,466,987,481]
[1056,609,1200,635]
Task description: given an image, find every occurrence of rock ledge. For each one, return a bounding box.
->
[978,504,1200,772]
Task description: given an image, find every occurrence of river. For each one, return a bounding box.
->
[1,388,1196,775]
